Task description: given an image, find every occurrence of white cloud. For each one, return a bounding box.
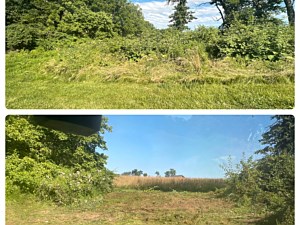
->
[133,0,222,29]
[213,155,236,164]
[170,115,193,121]
[247,131,253,142]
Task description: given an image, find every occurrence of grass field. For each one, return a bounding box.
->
[114,176,226,192]
[6,176,275,224]
[6,190,270,225]
[5,41,294,109]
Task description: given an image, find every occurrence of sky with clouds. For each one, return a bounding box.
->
[130,0,222,29]
[102,115,274,178]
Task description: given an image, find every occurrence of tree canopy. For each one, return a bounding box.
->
[5,0,154,50]
[6,115,114,205]
[210,0,294,27]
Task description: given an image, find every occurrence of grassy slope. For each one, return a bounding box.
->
[6,42,294,109]
[6,190,267,225]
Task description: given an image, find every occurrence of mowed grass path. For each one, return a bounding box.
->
[6,47,294,109]
[6,190,266,225]
[6,81,294,109]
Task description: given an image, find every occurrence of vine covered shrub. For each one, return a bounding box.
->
[218,22,294,61]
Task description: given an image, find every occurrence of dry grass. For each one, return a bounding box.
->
[114,176,226,192]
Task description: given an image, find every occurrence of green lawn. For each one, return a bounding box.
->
[6,190,269,225]
[6,45,294,109]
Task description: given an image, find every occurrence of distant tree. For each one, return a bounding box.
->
[155,171,160,176]
[131,169,143,176]
[143,173,148,177]
[165,168,176,177]
[169,168,176,176]
[165,171,170,177]
[167,0,196,31]
[122,172,132,176]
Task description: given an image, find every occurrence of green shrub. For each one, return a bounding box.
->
[218,22,294,61]
[58,9,114,39]
[6,24,40,51]
[190,26,221,58]
[6,154,114,205]
[222,153,294,224]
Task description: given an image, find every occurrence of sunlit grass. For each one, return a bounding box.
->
[6,190,267,225]
[114,176,226,192]
[6,42,294,109]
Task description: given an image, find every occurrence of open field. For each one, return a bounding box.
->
[114,176,225,192]
[6,41,294,109]
[6,190,270,225]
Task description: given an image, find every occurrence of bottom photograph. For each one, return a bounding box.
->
[5,115,294,225]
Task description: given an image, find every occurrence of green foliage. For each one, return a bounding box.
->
[5,0,152,51]
[257,115,294,155]
[106,29,212,64]
[218,22,294,61]
[167,0,196,31]
[57,8,114,38]
[222,116,295,224]
[210,0,285,28]
[192,26,221,58]
[6,23,40,50]
[6,115,114,205]
[221,156,265,206]
[6,154,114,205]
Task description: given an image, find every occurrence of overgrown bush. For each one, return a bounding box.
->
[218,22,294,61]
[6,154,114,205]
[189,26,221,58]
[223,154,294,224]
[57,9,115,39]
[6,24,40,51]
[6,116,114,205]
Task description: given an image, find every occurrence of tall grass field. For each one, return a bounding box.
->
[6,39,294,109]
[114,176,225,192]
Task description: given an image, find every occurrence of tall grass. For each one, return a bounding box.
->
[114,176,225,192]
[6,40,294,109]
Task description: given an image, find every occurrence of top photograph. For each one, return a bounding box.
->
[5,0,295,109]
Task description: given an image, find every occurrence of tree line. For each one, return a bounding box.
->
[121,168,179,177]
[5,0,154,50]
[6,0,294,50]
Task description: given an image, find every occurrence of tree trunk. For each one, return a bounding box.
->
[284,0,295,25]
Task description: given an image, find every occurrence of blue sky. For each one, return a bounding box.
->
[131,0,222,29]
[101,115,274,178]
[130,0,288,29]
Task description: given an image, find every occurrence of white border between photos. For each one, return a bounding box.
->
[1,2,299,224]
